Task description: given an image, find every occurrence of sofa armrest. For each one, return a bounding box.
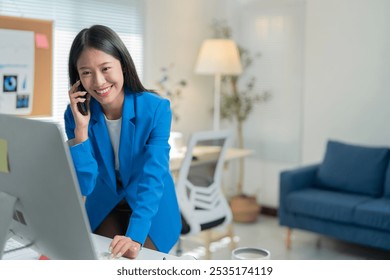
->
[279,164,320,221]
[280,164,320,193]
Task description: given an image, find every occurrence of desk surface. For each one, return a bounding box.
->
[93,234,193,260]
[170,147,254,171]
[2,235,193,260]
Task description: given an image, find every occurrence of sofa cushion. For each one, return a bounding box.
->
[285,188,371,223]
[317,140,390,197]
[353,198,390,232]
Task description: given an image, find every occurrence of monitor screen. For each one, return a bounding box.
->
[0,114,97,259]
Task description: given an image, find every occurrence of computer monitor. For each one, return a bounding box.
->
[0,114,98,259]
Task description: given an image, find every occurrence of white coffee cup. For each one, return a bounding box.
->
[231,247,271,260]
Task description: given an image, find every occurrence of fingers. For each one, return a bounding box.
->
[68,80,90,118]
[69,80,87,101]
[109,235,141,259]
[69,80,81,93]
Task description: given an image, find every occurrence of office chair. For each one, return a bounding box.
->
[175,130,236,259]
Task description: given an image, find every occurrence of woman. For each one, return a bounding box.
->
[64,25,181,259]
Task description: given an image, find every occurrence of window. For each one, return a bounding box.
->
[0,0,144,135]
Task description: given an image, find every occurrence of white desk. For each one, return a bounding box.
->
[92,234,194,260]
[2,234,194,260]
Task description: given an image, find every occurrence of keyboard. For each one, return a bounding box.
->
[97,251,128,260]
[2,238,40,260]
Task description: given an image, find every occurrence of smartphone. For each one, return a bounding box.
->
[77,82,88,116]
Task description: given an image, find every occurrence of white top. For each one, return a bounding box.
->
[104,115,122,171]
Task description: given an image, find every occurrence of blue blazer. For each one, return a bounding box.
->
[64,89,181,253]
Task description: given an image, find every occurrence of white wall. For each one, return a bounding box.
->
[303,0,390,163]
[144,0,226,137]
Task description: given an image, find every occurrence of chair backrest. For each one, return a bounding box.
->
[176,130,233,236]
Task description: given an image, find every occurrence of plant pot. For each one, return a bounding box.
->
[230,195,261,223]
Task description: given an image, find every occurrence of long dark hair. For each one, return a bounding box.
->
[68,25,147,93]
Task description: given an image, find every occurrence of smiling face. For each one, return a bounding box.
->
[77,47,124,116]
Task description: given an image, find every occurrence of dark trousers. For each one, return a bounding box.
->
[94,199,157,251]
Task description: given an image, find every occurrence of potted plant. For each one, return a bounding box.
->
[212,20,271,223]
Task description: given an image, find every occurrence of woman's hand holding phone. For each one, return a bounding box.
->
[77,87,89,116]
[69,80,89,115]
[68,80,90,144]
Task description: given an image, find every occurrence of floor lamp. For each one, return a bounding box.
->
[195,39,242,131]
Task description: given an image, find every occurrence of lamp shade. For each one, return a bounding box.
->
[195,39,242,75]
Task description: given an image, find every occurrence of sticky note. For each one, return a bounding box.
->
[0,138,10,173]
[35,33,49,49]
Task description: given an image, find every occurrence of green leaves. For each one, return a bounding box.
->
[221,75,271,123]
[156,64,187,123]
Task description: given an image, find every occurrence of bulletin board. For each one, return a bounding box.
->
[0,15,53,116]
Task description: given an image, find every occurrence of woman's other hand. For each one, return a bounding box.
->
[109,235,141,259]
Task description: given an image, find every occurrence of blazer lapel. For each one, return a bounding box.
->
[119,92,136,188]
[90,99,116,192]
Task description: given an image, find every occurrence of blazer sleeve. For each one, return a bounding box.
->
[125,98,173,244]
[64,106,99,196]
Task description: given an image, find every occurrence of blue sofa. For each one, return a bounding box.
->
[279,140,390,251]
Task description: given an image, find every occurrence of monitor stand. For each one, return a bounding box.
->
[0,192,17,259]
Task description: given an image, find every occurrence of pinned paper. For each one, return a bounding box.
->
[0,138,10,173]
[35,33,49,49]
